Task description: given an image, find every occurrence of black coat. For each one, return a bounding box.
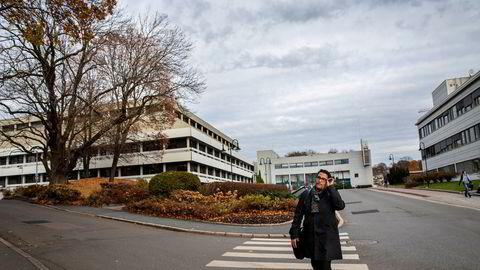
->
[289,187,345,260]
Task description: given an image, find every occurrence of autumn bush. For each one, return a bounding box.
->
[85,182,150,206]
[125,189,297,223]
[149,172,201,196]
[9,185,46,198]
[200,182,288,198]
[36,185,82,204]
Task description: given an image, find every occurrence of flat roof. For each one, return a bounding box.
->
[415,71,480,126]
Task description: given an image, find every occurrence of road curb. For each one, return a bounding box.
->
[0,236,49,270]
[44,204,344,238]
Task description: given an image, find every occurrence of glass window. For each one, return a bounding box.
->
[275,175,289,185]
[120,166,141,176]
[290,174,304,189]
[9,155,24,164]
[304,161,318,167]
[2,125,15,132]
[25,174,36,183]
[143,164,163,175]
[166,138,187,149]
[143,141,162,152]
[0,156,6,166]
[335,159,349,165]
[0,176,5,187]
[7,175,22,185]
[120,143,141,154]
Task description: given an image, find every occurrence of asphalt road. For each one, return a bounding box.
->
[0,200,248,270]
[340,189,480,270]
[1,189,479,270]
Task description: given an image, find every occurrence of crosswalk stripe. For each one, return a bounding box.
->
[206,260,369,269]
[234,246,356,252]
[339,232,348,236]
[222,252,360,260]
[251,238,290,242]
[243,241,290,245]
[340,236,350,240]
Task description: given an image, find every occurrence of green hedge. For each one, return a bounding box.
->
[149,172,201,196]
[404,172,458,188]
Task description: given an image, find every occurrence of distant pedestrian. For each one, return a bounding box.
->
[458,171,472,198]
[290,169,345,270]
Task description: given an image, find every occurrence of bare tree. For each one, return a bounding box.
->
[94,14,204,182]
[0,0,130,184]
[328,148,338,154]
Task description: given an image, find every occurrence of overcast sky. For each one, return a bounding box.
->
[122,0,480,165]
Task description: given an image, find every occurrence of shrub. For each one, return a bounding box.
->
[125,199,222,220]
[136,179,149,189]
[85,182,150,206]
[8,185,46,198]
[148,172,201,196]
[36,185,82,204]
[231,194,273,211]
[200,182,288,198]
[404,175,421,188]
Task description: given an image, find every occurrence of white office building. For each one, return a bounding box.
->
[416,71,480,177]
[255,141,373,189]
[0,111,254,187]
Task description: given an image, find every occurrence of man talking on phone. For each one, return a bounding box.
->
[289,169,345,270]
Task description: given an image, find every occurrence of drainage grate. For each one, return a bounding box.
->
[345,201,362,204]
[351,209,379,215]
[22,220,51,224]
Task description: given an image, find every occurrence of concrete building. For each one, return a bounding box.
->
[416,71,480,178]
[0,111,254,187]
[255,141,373,189]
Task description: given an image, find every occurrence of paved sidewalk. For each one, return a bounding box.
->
[373,187,480,211]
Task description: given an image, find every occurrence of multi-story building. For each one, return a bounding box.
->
[255,141,373,189]
[0,111,254,187]
[416,71,480,177]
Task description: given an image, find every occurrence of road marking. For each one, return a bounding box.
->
[206,260,369,269]
[243,241,290,245]
[234,246,356,251]
[340,236,350,240]
[251,238,290,241]
[339,232,349,236]
[222,252,360,260]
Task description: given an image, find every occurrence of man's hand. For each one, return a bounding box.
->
[327,178,335,187]
[291,238,299,248]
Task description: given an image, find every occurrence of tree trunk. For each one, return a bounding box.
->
[82,154,91,179]
[109,147,120,182]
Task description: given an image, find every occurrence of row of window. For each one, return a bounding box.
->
[274,159,349,169]
[0,121,43,132]
[0,137,254,171]
[419,87,480,139]
[275,170,353,188]
[0,162,253,187]
[421,123,480,159]
[176,112,238,150]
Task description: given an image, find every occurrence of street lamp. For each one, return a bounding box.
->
[259,157,271,184]
[387,154,394,188]
[222,139,240,182]
[30,146,42,184]
[419,142,429,188]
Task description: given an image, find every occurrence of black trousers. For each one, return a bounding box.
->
[311,260,331,270]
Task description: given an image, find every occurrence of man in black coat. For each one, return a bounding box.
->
[290,169,346,270]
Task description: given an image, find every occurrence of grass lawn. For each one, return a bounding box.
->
[416,180,480,192]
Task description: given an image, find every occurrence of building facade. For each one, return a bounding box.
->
[255,141,373,189]
[0,111,254,187]
[416,71,480,178]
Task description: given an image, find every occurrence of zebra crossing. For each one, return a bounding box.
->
[206,232,369,270]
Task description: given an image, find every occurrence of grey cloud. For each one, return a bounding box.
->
[162,0,211,18]
[230,0,348,24]
[229,46,342,70]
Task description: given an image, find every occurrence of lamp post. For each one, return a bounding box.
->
[222,139,240,181]
[388,154,394,187]
[30,146,42,184]
[259,157,271,184]
[419,142,428,188]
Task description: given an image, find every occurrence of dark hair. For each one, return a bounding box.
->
[317,169,331,178]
